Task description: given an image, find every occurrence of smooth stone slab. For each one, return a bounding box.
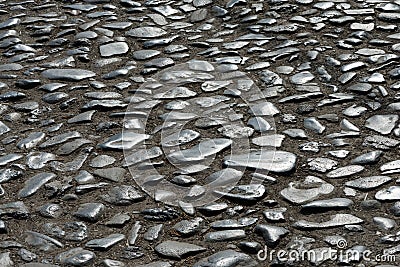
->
[126,27,167,38]
[99,42,129,57]
[0,154,23,166]
[124,147,163,167]
[155,241,206,260]
[0,18,20,29]
[93,168,126,182]
[381,161,400,175]
[280,176,334,204]
[102,185,144,205]
[68,110,96,124]
[215,184,266,202]
[161,130,200,147]
[17,132,46,149]
[42,69,96,81]
[89,155,115,168]
[0,201,30,219]
[99,132,150,150]
[74,203,105,222]
[249,102,280,116]
[205,230,246,242]
[290,71,315,84]
[326,165,364,178]
[39,131,81,148]
[376,186,400,201]
[18,173,56,198]
[255,224,289,247]
[252,134,285,147]
[301,198,354,212]
[346,176,392,190]
[351,150,382,165]
[193,250,258,267]
[365,115,398,135]
[0,121,10,136]
[293,214,363,229]
[85,234,125,250]
[55,248,95,266]
[224,150,296,173]
[168,138,231,163]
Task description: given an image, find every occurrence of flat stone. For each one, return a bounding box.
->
[85,234,125,250]
[42,69,96,81]
[101,185,144,205]
[351,150,382,165]
[17,132,46,149]
[365,115,398,135]
[294,214,364,229]
[18,173,56,198]
[0,201,30,219]
[301,198,354,212]
[376,186,400,201]
[345,176,392,190]
[281,176,334,204]
[326,165,364,178]
[168,138,231,163]
[224,150,296,173]
[252,134,285,147]
[100,42,129,57]
[255,224,289,247]
[55,248,95,266]
[193,250,258,267]
[205,230,246,242]
[155,241,206,260]
[74,203,105,222]
[126,27,167,38]
[99,132,150,150]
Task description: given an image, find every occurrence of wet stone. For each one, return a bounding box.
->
[0,252,13,267]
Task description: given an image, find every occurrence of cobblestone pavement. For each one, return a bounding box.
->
[0,0,400,266]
